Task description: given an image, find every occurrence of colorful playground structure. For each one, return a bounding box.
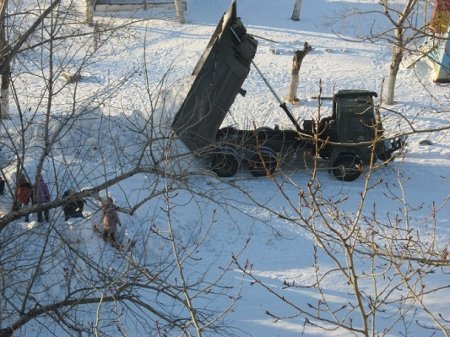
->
[427,0,450,82]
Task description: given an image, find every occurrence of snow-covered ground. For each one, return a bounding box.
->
[1,0,449,336]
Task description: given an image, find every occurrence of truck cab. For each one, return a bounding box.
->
[304,90,403,181]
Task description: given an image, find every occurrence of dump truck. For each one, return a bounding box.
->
[172,0,404,181]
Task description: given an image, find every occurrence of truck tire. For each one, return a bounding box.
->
[332,153,363,181]
[247,147,278,177]
[210,146,240,177]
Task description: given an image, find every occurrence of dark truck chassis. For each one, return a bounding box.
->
[172,0,404,181]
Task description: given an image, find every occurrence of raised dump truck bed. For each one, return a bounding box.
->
[171,1,257,152]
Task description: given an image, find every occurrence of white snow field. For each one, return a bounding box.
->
[0,0,449,336]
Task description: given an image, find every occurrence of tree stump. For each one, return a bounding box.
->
[285,42,312,104]
[291,0,303,21]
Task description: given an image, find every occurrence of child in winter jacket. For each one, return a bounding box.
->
[62,188,84,220]
[35,175,51,223]
[16,174,32,222]
[101,197,121,242]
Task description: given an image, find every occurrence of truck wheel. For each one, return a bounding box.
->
[210,147,239,177]
[248,147,278,177]
[332,154,363,181]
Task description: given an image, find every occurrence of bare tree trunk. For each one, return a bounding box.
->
[383,0,418,105]
[0,0,62,120]
[174,0,185,24]
[291,0,302,21]
[86,0,94,26]
[0,0,10,119]
[0,65,9,119]
[287,74,300,104]
[286,42,312,104]
[385,43,403,105]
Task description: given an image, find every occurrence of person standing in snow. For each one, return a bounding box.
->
[101,196,121,243]
[62,188,84,220]
[35,174,51,223]
[15,174,32,222]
